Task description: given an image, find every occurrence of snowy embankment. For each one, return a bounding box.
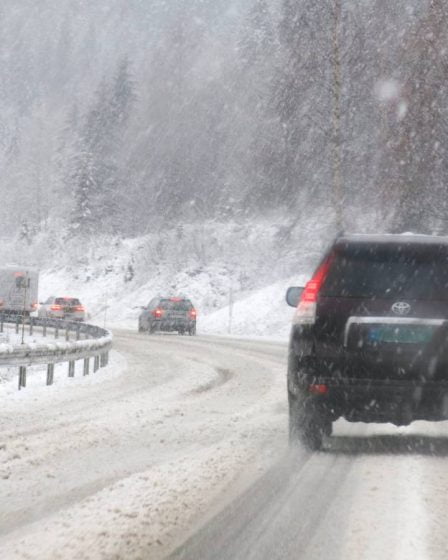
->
[3,218,325,338]
[199,276,306,339]
[42,267,303,339]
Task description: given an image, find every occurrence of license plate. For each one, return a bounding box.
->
[368,325,435,344]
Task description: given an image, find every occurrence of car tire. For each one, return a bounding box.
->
[288,395,329,451]
[189,325,196,336]
[138,324,144,333]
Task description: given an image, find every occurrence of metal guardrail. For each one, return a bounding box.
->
[0,315,112,390]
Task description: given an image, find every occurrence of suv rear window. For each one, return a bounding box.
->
[159,299,192,311]
[55,298,81,305]
[321,244,448,300]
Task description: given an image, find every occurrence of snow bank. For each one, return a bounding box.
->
[2,219,328,337]
[200,275,307,339]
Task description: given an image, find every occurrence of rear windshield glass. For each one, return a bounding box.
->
[55,298,81,305]
[321,244,448,300]
[159,299,192,310]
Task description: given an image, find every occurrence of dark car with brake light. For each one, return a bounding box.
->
[138,296,197,335]
[286,234,448,450]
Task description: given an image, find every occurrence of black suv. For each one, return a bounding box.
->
[138,297,197,335]
[286,234,448,450]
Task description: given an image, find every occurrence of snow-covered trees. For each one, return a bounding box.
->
[234,0,280,214]
[1,0,444,240]
[272,0,335,213]
[70,58,135,235]
[383,0,448,233]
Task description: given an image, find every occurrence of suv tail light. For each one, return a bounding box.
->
[50,304,62,311]
[189,309,197,319]
[293,255,333,325]
[308,383,329,395]
[152,308,164,318]
[31,302,38,310]
[74,305,85,312]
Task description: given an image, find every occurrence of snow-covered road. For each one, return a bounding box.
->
[3,330,448,560]
[171,422,448,560]
[0,331,288,559]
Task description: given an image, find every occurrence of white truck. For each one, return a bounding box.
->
[0,267,39,315]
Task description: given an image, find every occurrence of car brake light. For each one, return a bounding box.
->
[189,309,197,319]
[152,308,164,318]
[74,305,84,312]
[31,302,38,310]
[293,255,333,325]
[308,384,329,395]
[50,304,62,311]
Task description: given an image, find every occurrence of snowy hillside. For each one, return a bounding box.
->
[0,218,328,338]
[29,219,318,338]
[199,276,305,339]
[39,264,304,339]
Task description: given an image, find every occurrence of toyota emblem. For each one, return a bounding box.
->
[391,301,411,316]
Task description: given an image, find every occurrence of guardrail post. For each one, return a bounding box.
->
[18,366,26,389]
[1,317,111,391]
[68,360,75,377]
[47,363,54,385]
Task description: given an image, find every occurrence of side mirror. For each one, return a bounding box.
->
[286,286,303,307]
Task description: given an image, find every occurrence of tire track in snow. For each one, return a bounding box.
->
[170,422,448,560]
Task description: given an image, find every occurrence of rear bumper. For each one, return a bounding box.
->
[289,370,448,424]
[45,312,85,321]
[152,319,195,331]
